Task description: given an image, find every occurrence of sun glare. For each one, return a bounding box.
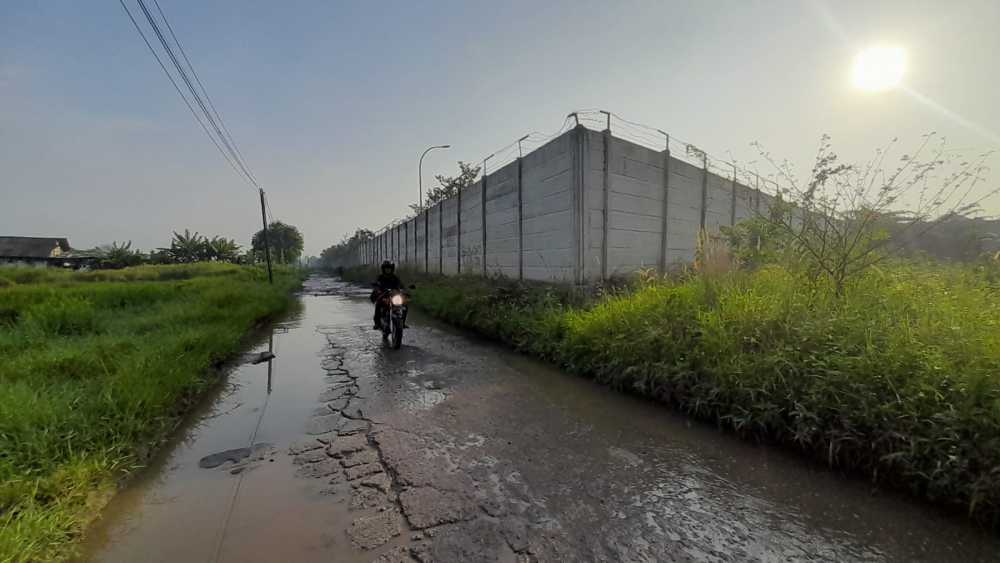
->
[852,45,907,92]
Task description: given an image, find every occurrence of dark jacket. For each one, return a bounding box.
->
[376,272,403,291]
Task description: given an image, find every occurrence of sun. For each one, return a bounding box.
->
[852,45,907,92]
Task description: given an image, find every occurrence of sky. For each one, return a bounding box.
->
[2,0,998,256]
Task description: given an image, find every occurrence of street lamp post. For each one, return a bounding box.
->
[418,144,451,212]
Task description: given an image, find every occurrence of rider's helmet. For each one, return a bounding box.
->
[380,260,395,274]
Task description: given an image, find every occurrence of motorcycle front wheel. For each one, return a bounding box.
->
[381,311,391,341]
[391,316,403,349]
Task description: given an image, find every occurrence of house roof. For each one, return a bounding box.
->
[0,236,72,258]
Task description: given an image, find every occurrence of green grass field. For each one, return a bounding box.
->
[344,260,1000,525]
[0,263,302,561]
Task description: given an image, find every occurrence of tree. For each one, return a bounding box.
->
[205,236,241,263]
[252,221,304,264]
[160,229,207,264]
[317,228,374,271]
[97,240,146,269]
[744,134,998,294]
[410,161,481,213]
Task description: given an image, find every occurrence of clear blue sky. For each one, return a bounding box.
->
[2,0,998,255]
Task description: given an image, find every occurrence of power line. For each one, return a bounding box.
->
[149,0,257,186]
[117,0,251,191]
[134,0,259,189]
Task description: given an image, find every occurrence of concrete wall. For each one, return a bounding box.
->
[358,126,770,283]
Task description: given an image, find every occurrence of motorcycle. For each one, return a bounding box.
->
[374,286,412,349]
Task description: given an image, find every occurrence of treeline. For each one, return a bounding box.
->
[316,228,374,272]
[96,222,304,269]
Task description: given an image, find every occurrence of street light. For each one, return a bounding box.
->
[419,144,450,212]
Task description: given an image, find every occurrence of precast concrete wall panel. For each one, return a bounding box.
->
[521,132,574,281]
[460,181,484,274]
[484,161,519,277]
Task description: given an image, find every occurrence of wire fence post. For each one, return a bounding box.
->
[424,209,429,273]
[658,131,671,274]
[438,203,444,274]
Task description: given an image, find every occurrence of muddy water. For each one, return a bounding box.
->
[82,277,1000,562]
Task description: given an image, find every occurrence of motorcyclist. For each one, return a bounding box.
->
[371,261,405,329]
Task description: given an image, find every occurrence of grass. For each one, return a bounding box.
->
[342,261,1000,526]
[0,263,302,561]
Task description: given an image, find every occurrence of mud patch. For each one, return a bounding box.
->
[327,433,369,457]
[347,510,403,550]
[341,449,380,468]
[198,443,271,469]
[295,458,341,478]
[305,413,344,435]
[346,463,384,481]
[398,487,474,530]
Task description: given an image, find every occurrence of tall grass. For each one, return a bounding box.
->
[0,263,302,561]
[342,262,1000,525]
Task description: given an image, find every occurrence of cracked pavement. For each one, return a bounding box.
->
[84,277,1000,562]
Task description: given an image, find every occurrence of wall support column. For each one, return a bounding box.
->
[481,176,487,277]
[699,153,708,231]
[659,137,671,274]
[457,187,462,274]
[601,128,611,281]
[730,164,738,226]
[517,157,524,281]
[755,173,762,213]
[571,125,586,284]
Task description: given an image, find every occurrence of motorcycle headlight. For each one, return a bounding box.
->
[391,295,404,306]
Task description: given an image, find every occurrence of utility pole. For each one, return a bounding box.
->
[259,188,273,284]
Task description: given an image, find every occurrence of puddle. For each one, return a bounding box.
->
[81,280,378,563]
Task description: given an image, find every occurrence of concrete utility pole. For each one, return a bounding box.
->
[419,145,450,212]
[258,188,273,284]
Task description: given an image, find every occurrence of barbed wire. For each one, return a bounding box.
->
[365,109,802,243]
[568,109,793,198]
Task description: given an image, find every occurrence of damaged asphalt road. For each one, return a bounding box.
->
[86,277,1000,562]
[284,278,999,563]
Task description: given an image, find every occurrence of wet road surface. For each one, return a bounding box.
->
[82,277,1000,562]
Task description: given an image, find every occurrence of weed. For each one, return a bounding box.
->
[0,263,302,560]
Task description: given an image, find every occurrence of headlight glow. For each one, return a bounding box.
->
[391,295,404,306]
